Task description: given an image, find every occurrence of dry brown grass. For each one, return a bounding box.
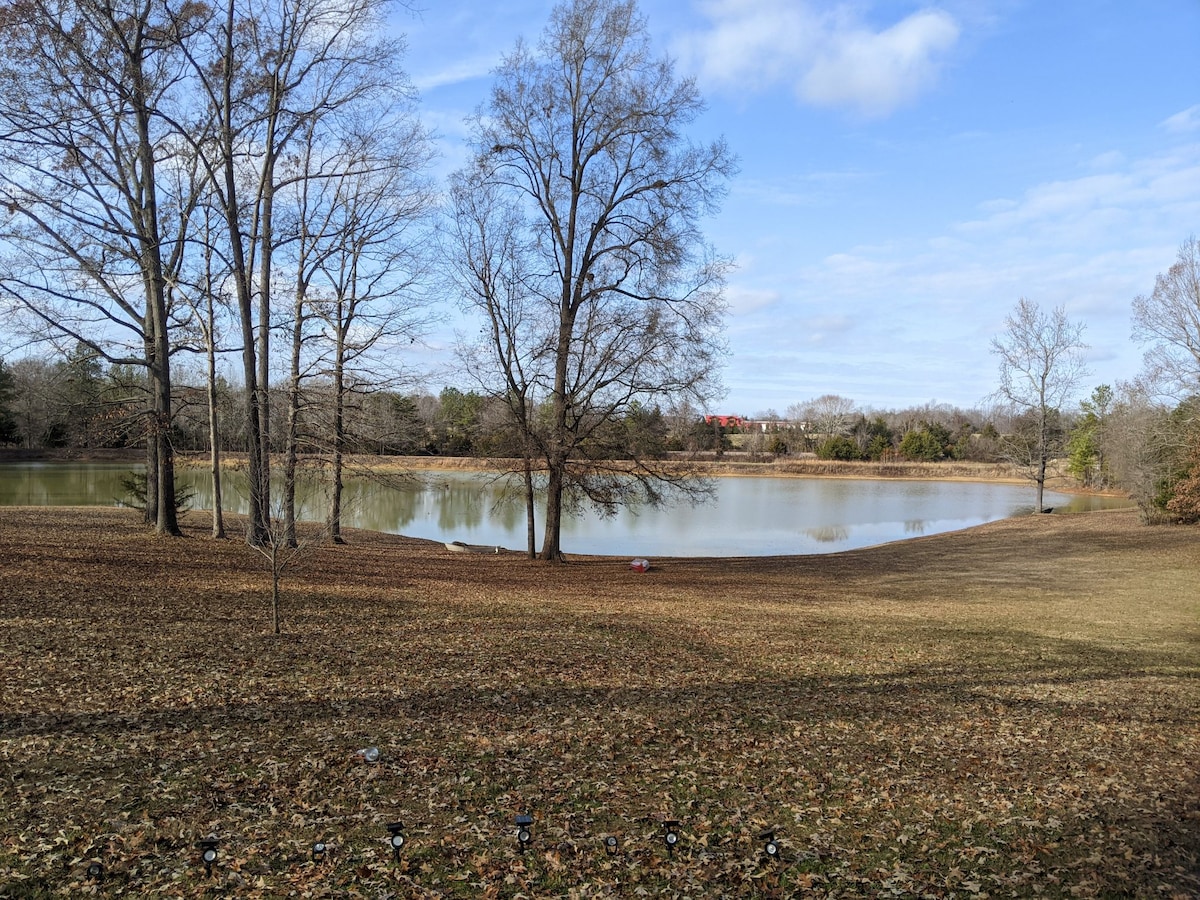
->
[0,506,1196,898]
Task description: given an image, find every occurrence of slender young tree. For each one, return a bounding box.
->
[270,77,433,546]
[310,129,435,543]
[176,201,233,538]
[448,166,548,557]
[991,298,1089,512]
[451,0,734,560]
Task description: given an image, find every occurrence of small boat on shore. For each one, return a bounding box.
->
[444,540,504,554]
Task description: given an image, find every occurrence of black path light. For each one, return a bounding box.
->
[603,834,619,855]
[85,861,104,881]
[662,820,681,856]
[760,829,781,860]
[385,822,406,862]
[311,840,327,863]
[515,814,534,850]
[196,836,219,876]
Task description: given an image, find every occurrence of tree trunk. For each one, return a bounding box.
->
[540,312,574,562]
[524,452,536,559]
[328,332,346,544]
[149,275,179,536]
[206,322,225,539]
[133,63,179,538]
[218,0,267,546]
[539,460,564,560]
[142,324,158,526]
[283,284,304,549]
[255,76,282,519]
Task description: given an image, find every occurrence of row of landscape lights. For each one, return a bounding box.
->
[389,818,778,861]
[83,820,783,881]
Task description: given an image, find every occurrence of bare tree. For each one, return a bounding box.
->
[171,0,404,545]
[176,202,233,538]
[1132,236,1200,399]
[991,298,1089,512]
[788,394,858,444]
[0,0,209,534]
[248,504,334,635]
[451,0,735,561]
[307,119,436,544]
[447,165,548,557]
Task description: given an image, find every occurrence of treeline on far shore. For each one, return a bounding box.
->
[6,346,1198,525]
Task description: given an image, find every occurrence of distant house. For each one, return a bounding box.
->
[703,414,744,429]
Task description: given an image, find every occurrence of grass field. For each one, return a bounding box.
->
[0,505,1197,898]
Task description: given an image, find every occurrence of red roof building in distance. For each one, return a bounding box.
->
[703,414,744,428]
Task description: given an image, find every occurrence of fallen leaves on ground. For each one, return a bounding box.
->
[0,506,1197,898]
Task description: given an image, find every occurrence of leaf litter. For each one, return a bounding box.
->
[0,506,1197,897]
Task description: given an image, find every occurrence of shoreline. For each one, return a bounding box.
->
[2,448,1125,499]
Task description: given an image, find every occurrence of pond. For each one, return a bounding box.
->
[0,461,1132,557]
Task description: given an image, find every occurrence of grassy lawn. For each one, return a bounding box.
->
[0,506,1197,898]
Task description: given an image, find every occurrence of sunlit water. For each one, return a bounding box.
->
[0,462,1131,557]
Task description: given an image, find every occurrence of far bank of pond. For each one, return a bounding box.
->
[0,458,1132,557]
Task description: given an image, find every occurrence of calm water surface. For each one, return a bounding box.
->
[0,462,1130,557]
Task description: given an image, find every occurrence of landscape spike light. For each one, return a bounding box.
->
[385,822,406,861]
[196,836,219,875]
[603,835,619,855]
[662,820,681,856]
[761,829,780,860]
[311,840,327,863]
[515,814,533,850]
[85,861,104,881]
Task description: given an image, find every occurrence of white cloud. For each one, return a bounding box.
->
[800,10,960,117]
[676,1,960,117]
[412,57,499,93]
[1162,104,1200,134]
[721,141,1200,410]
[958,146,1200,244]
[732,168,876,207]
[725,284,782,315]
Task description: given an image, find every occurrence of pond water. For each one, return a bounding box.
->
[0,461,1132,557]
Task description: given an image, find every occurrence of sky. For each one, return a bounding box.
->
[395,0,1200,417]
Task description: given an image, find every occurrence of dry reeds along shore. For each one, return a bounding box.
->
[0,505,1196,897]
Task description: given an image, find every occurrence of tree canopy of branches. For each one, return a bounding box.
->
[991,298,1089,512]
[449,0,734,560]
[169,0,412,545]
[0,0,429,545]
[1133,236,1200,399]
[0,0,210,533]
[1129,239,1200,521]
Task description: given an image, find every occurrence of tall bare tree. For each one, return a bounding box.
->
[991,298,1089,512]
[1132,236,1200,399]
[0,0,210,534]
[171,0,404,545]
[309,126,435,543]
[276,100,434,546]
[451,0,734,561]
[176,201,233,539]
[448,166,547,556]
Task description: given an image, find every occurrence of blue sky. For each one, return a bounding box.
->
[398,0,1200,415]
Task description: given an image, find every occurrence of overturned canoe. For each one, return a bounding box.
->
[444,540,504,554]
